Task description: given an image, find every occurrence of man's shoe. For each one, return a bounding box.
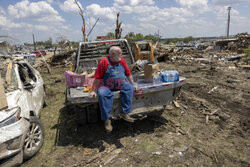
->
[104,120,113,132]
[119,112,135,123]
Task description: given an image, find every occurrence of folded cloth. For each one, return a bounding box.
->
[83,85,92,92]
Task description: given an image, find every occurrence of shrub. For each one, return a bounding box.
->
[243,47,250,64]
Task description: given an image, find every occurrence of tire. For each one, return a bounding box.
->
[87,106,99,123]
[23,117,45,160]
[74,104,100,125]
[74,105,87,126]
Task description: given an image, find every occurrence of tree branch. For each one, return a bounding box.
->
[74,0,86,41]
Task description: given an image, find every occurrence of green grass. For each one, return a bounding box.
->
[243,47,250,64]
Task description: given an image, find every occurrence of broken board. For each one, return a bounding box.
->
[240,65,250,69]
[6,61,12,85]
[0,75,8,110]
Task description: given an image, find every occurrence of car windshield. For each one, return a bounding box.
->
[0,58,19,93]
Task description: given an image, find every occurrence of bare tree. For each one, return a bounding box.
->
[74,0,87,42]
[115,12,122,39]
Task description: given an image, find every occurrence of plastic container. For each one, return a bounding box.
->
[160,70,179,83]
[64,71,85,87]
[136,60,148,69]
[174,71,179,82]
[153,75,161,84]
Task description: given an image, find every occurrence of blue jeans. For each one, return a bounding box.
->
[97,81,134,120]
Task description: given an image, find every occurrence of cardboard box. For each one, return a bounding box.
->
[0,76,8,110]
[144,63,159,82]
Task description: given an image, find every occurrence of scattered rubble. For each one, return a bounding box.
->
[4,33,248,167]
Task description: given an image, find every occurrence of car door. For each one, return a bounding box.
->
[24,63,44,115]
[17,63,44,116]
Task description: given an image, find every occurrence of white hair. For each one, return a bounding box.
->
[109,46,121,55]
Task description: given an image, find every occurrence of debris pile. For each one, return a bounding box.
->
[215,33,250,53]
[228,33,250,52]
[50,49,76,66]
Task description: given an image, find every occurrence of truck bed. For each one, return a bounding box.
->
[66,39,186,123]
[66,77,186,118]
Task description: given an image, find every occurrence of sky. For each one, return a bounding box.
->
[0,0,250,43]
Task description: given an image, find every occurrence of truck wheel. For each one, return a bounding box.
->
[23,117,45,160]
[86,104,99,123]
[74,105,87,125]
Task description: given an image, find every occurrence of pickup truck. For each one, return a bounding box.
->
[65,39,186,125]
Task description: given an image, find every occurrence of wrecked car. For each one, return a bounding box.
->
[0,58,46,166]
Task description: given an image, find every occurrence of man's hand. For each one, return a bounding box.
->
[133,83,140,92]
[89,91,97,98]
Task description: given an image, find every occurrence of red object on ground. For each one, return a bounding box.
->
[40,51,46,56]
[31,51,41,57]
[94,55,131,79]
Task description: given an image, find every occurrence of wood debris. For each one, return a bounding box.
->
[101,148,122,165]
[201,109,220,124]
[69,147,121,167]
[173,100,180,108]
[208,86,218,93]
[41,55,51,74]
[0,76,8,110]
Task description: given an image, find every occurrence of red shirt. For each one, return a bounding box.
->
[94,56,131,79]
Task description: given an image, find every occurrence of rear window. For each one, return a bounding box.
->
[79,41,130,59]
[76,40,132,73]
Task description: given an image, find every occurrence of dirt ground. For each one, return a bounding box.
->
[22,54,250,167]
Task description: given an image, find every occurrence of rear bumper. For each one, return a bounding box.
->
[66,77,186,105]
[0,118,30,166]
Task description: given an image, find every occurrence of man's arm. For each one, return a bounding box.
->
[127,75,138,90]
[120,58,138,90]
[89,79,98,98]
[127,75,134,85]
[89,58,106,98]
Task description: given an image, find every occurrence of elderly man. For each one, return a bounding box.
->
[89,46,136,132]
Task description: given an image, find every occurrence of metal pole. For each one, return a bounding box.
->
[158,30,160,41]
[87,18,99,37]
[227,7,231,38]
[32,34,36,50]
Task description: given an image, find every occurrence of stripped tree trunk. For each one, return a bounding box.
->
[115,12,122,39]
[74,0,87,42]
